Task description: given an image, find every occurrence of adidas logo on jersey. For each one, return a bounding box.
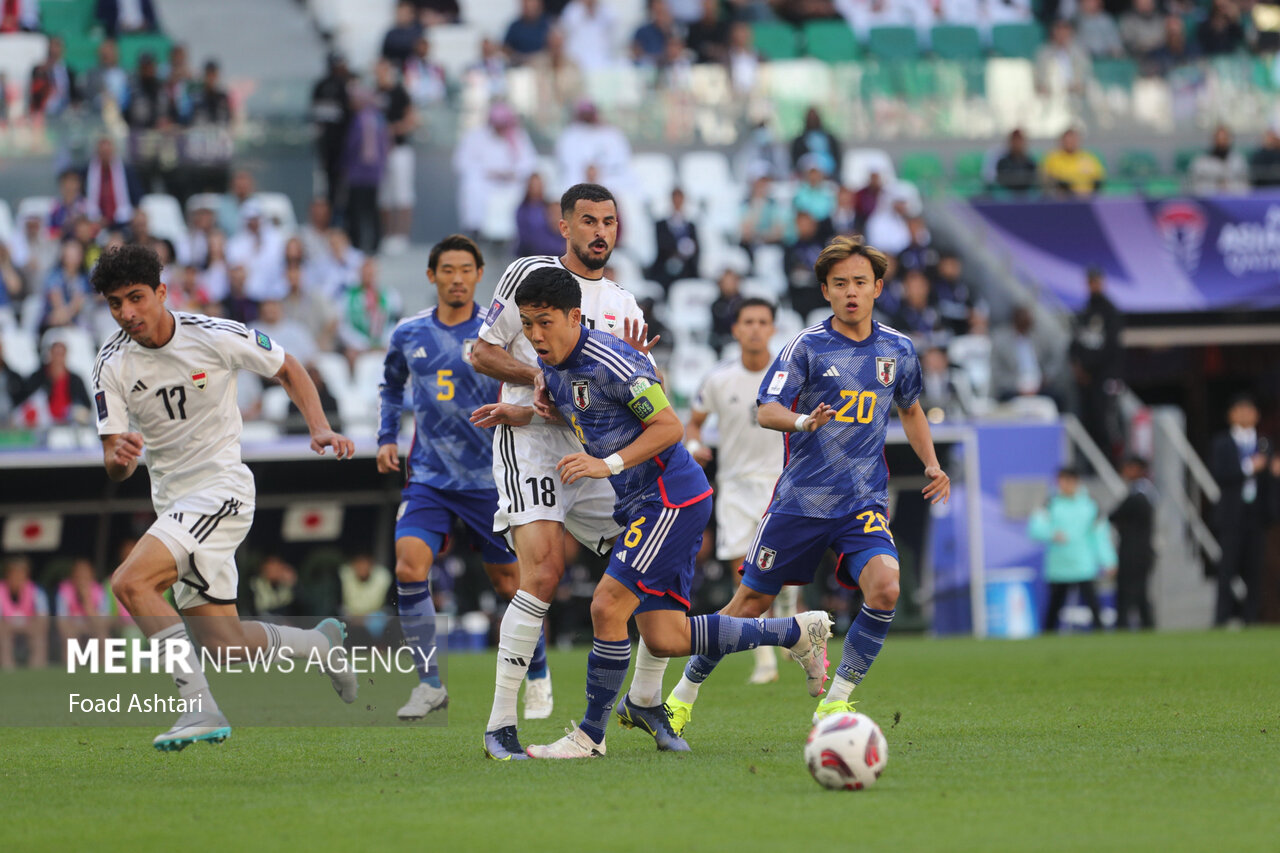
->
[823,366,840,377]
[131,380,148,392]
[411,347,428,359]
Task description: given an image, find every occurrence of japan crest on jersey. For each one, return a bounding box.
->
[462,338,476,364]
[758,546,777,571]
[572,380,591,410]
[875,357,896,387]
[190,369,208,390]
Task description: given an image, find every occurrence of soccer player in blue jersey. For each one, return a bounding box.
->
[377,234,548,720]
[472,267,834,759]
[665,235,951,733]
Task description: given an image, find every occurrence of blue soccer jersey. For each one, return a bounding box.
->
[757,319,922,519]
[379,304,501,491]
[540,327,712,522]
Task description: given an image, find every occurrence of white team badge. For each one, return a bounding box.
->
[766,370,788,395]
[758,547,777,571]
[602,311,618,331]
[463,338,476,364]
[190,369,208,391]
[572,380,591,410]
[875,357,897,387]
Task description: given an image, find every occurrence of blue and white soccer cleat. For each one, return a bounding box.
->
[483,725,530,761]
[316,618,359,704]
[615,696,692,752]
[153,710,232,752]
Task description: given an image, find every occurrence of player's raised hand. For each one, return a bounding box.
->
[471,402,535,428]
[922,465,950,504]
[311,428,355,459]
[804,403,835,431]
[111,432,145,466]
[556,452,611,484]
[376,443,400,473]
[622,318,660,355]
[533,371,556,419]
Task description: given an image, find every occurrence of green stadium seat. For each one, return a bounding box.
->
[38,0,95,37]
[930,24,983,60]
[899,61,939,101]
[1143,176,1184,197]
[899,152,945,196]
[1174,146,1201,175]
[1100,180,1136,197]
[1251,57,1277,91]
[953,150,987,182]
[1093,58,1137,91]
[753,22,801,60]
[991,22,1043,59]
[1117,150,1161,182]
[118,32,174,72]
[860,63,897,99]
[803,20,858,63]
[866,25,920,62]
[61,32,101,74]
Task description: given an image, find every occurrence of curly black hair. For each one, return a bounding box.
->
[90,243,163,295]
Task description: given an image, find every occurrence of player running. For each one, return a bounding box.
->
[471,184,674,760]
[471,267,833,759]
[665,236,950,734]
[377,234,550,720]
[684,297,797,685]
[90,244,358,751]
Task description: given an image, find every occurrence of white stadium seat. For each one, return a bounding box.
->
[0,199,13,244]
[842,147,897,190]
[260,386,292,423]
[751,243,786,287]
[140,194,188,246]
[667,344,719,403]
[16,196,55,228]
[430,24,485,79]
[771,308,805,351]
[629,153,677,218]
[1,327,39,377]
[665,278,718,341]
[255,192,299,233]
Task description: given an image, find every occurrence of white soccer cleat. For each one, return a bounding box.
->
[397,682,449,720]
[525,723,605,759]
[316,618,359,703]
[153,710,232,752]
[748,645,779,684]
[787,610,834,697]
[523,672,553,719]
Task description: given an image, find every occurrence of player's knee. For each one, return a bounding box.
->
[867,577,899,610]
[488,569,519,600]
[110,568,141,608]
[394,559,429,584]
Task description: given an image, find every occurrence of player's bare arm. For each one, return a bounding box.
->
[471,339,541,386]
[470,402,536,429]
[757,401,834,433]
[557,406,684,485]
[275,353,354,459]
[684,409,713,465]
[375,443,400,473]
[101,432,144,481]
[898,401,950,504]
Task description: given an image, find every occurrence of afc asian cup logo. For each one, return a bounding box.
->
[875,357,896,387]
[1154,201,1207,272]
[758,547,777,571]
[572,380,591,410]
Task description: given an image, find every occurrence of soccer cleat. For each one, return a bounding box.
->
[397,682,449,720]
[483,725,530,761]
[153,710,232,752]
[664,695,693,737]
[523,671,553,720]
[316,618,359,703]
[615,696,692,752]
[526,723,605,759]
[812,698,859,725]
[787,610,834,697]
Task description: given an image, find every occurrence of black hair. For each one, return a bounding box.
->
[734,297,776,322]
[514,266,580,313]
[90,244,163,295]
[428,233,484,272]
[560,183,616,218]
[1057,466,1080,479]
[1121,454,1149,471]
[1228,392,1257,410]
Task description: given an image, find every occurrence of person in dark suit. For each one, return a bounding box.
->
[1110,455,1156,629]
[95,0,159,37]
[82,136,143,226]
[1208,395,1272,626]
[1069,267,1124,463]
[646,187,700,287]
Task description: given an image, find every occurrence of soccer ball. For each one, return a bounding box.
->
[804,712,888,791]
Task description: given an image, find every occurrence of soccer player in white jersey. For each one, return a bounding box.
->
[471,183,678,760]
[685,297,797,685]
[89,245,359,751]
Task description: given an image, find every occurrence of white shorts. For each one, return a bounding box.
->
[492,422,621,556]
[715,475,776,562]
[148,492,254,611]
[379,145,416,209]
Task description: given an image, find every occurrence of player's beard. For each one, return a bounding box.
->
[572,239,611,271]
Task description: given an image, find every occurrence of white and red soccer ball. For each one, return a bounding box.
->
[804,712,888,791]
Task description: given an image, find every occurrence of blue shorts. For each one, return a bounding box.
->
[396,483,516,565]
[740,506,898,596]
[605,495,713,614]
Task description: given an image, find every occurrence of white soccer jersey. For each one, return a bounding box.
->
[693,358,785,485]
[478,255,645,410]
[93,312,286,513]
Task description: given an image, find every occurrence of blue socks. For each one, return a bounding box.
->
[689,614,801,657]
[528,629,548,680]
[830,605,895,700]
[580,637,631,744]
[397,580,441,687]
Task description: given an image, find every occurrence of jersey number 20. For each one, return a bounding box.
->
[835,390,876,424]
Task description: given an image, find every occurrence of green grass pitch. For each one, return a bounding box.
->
[2,630,1277,852]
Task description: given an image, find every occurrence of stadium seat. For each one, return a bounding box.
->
[428,24,484,78]
[241,421,282,443]
[41,326,96,386]
[771,308,804,350]
[629,153,677,218]
[990,22,1043,59]
[751,243,786,288]
[255,192,298,233]
[1173,147,1201,175]
[459,0,519,39]
[16,196,54,228]
[947,334,992,401]
[140,194,187,246]
[805,307,830,328]
[842,148,897,189]
[752,21,801,60]
[898,152,945,196]
[480,182,523,242]
[866,26,920,62]
[1,327,39,376]
[1117,150,1161,182]
[678,151,734,207]
[60,31,100,73]
[615,193,656,267]
[1143,176,1184,197]
[803,20,858,63]
[0,34,50,112]
[667,344,719,403]
[1093,58,1137,92]
[665,278,718,340]
[118,32,173,72]
[739,275,785,300]
[260,386,291,423]
[38,0,96,36]
[951,150,988,196]
[0,199,14,243]
[930,24,983,61]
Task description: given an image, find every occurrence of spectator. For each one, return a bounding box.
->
[96,0,159,37]
[530,26,584,108]
[1069,267,1123,460]
[889,268,942,345]
[736,113,788,182]
[374,59,418,254]
[403,36,448,105]
[783,210,827,316]
[338,257,400,359]
[125,207,152,247]
[657,35,695,89]
[505,0,553,61]
[48,170,89,237]
[0,337,27,425]
[382,1,424,66]
[227,201,286,301]
[255,298,316,366]
[792,155,838,223]
[561,0,619,70]
[985,0,1032,29]
[918,345,962,420]
[1028,467,1116,632]
[28,36,78,117]
[687,0,730,63]
[725,20,761,94]
[125,52,172,130]
[1035,18,1091,96]
[1043,128,1105,196]
[55,559,110,649]
[164,43,194,126]
[191,60,231,125]
[865,193,913,255]
[991,305,1066,403]
[469,38,509,99]
[250,555,302,619]
[1119,0,1167,64]
[343,87,391,254]
[515,173,564,257]
[1149,13,1198,74]
[222,264,257,325]
[198,228,230,304]
[454,102,537,236]
[217,168,256,234]
[311,53,353,211]
[994,128,1038,194]
[1197,0,1245,55]
[282,263,337,353]
[0,242,25,317]
[83,136,139,226]
[1110,455,1156,630]
[1249,128,1280,187]
[417,0,459,26]
[633,0,679,66]
[555,99,633,190]
[648,187,701,286]
[184,197,217,267]
[170,264,209,312]
[339,554,394,639]
[709,268,742,352]
[82,39,128,110]
[1209,395,1272,626]
[42,242,90,332]
[313,228,364,298]
[0,556,49,669]
[831,186,858,235]
[790,106,841,178]
[1074,0,1124,57]
[18,340,91,425]
[1190,124,1250,196]
[852,170,883,233]
[896,217,937,274]
[931,251,978,336]
[0,0,38,31]
[739,174,786,260]
[300,197,334,263]
[12,215,57,291]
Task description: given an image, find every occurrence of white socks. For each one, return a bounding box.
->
[626,638,669,707]
[670,673,701,704]
[151,623,218,713]
[487,590,548,731]
[824,675,856,704]
[248,621,329,660]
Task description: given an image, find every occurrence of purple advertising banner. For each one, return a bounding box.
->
[961,193,1280,313]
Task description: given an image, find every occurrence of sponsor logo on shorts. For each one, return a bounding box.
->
[875,357,896,387]
[758,546,777,571]
[190,370,208,391]
[573,380,591,410]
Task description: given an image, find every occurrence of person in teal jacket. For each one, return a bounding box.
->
[1027,467,1118,631]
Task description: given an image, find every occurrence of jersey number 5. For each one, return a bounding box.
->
[436,369,455,401]
[835,390,876,424]
[155,386,188,420]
